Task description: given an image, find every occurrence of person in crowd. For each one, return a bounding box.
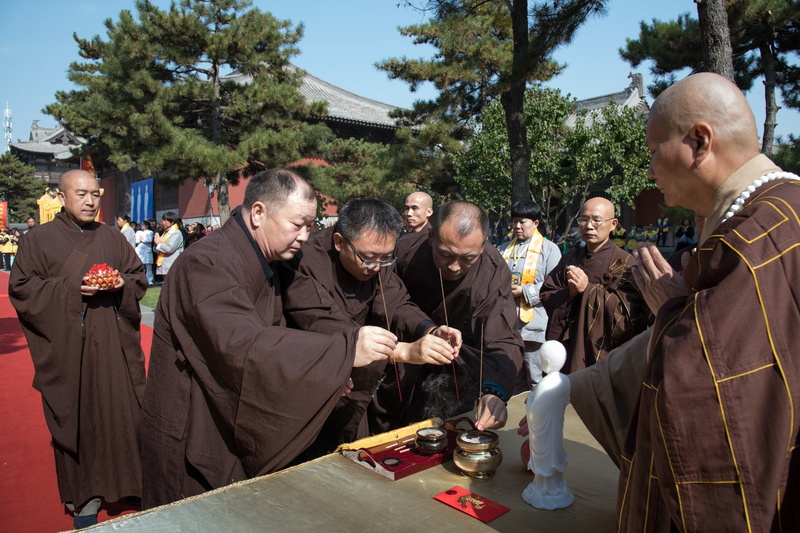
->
[277,198,461,455]
[153,211,183,279]
[140,169,395,508]
[184,222,206,248]
[674,217,693,243]
[9,169,147,529]
[656,211,670,247]
[498,199,562,393]
[623,72,800,531]
[625,224,645,252]
[402,192,434,234]
[135,220,155,285]
[23,216,36,234]
[0,229,13,270]
[375,201,524,433]
[610,221,627,249]
[116,214,136,247]
[540,197,651,373]
[643,224,659,246]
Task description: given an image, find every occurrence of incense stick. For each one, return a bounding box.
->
[378,270,402,403]
[438,268,459,400]
[478,319,484,405]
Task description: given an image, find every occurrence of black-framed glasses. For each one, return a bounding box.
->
[343,238,397,269]
[577,217,614,227]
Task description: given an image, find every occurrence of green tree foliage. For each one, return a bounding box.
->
[772,136,800,174]
[620,0,800,153]
[45,0,331,223]
[379,0,606,202]
[0,153,42,223]
[454,86,652,241]
[311,138,415,210]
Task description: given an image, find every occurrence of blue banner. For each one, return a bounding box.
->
[131,178,154,224]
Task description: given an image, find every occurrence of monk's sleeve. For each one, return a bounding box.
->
[470,263,524,401]
[568,328,651,467]
[589,259,652,346]
[163,251,356,471]
[8,230,84,452]
[276,256,360,335]
[540,256,571,340]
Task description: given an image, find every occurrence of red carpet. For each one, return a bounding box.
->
[0,272,153,532]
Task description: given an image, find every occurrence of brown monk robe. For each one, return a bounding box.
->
[372,228,523,431]
[540,239,651,373]
[141,171,391,509]
[10,210,147,513]
[276,226,435,452]
[619,73,800,532]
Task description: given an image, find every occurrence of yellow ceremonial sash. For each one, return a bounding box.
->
[156,224,178,266]
[120,222,131,234]
[501,229,544,323]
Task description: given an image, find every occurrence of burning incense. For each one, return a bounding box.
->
[438,268,459,400]
[378,270,402,403]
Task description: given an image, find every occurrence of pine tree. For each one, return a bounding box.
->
[45,0,331,223]
[379,0,607,203]
[620,0,800,154]
[0,152,42,223]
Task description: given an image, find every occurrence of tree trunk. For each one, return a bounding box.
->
[759,43,779,155]
[216,170,230,224]
[695,0,735,81]
[504,0,531,205]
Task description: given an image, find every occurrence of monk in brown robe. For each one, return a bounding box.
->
[141,170,395,508]
[540,197,651,373]
[402,191,434,234]
[9,170,147,529]
[374,201,524,432]
[614,73,800,532]
[276,199,460,453]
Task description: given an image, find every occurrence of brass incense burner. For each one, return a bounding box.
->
[414,427,449,455]
[453,430,502,479]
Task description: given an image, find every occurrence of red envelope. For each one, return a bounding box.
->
[433,486,510,523]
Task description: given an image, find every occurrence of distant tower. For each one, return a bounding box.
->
[3,103,11,152]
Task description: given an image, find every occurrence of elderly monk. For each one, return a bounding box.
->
[374,201,524,432]
[540,197,650,373]
[619,73,800,531]
[10,170,147,529]
[141,169,395,508]
[276,199,461,454]
[402,191,434,234]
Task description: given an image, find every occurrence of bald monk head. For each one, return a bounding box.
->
[647,72,761,216]
[430,200,488,281]
[402,192,434,233]
[58,170,101,226]
[578,197,618,254]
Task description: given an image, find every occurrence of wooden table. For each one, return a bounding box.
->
[87,394,619,532]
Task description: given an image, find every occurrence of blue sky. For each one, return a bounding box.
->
[1,0,797,147]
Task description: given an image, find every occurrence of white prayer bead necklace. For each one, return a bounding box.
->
[722,171,800,223]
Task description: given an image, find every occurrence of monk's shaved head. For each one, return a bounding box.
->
[650,73,760,160]
[581,197,615,219]
[57,169,100,226]
[434,201,489,239]
[407,192,433,211]
[59,169,96,191]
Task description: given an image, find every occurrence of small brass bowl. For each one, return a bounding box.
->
[415,427,448,455]
[453,430,502,478]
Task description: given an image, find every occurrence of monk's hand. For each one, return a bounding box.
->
[432,325,462,356]
[353,326,396,367]
[632,245,690,315]
[394,335,455,365]
[341,378,354,397]
[106,276,125,292]
[516,414,529,437]
[511,285,524,298]
[80,277,101,297]
[475,394,507,431]
[566,265,588,298]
